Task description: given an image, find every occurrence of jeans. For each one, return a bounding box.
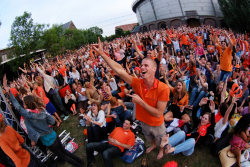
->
[50,89,68,116]
[189,87,207,107]
[87,126,107,143]
[48,137,84,167]
[86,142,121,167]
[111,90,119,98]
[124,102,136,120]
[219,70,232,82]
[168,131,195,156]
[111,108,131,127]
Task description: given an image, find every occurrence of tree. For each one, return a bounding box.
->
[10,11,45,56]
[218,0,250,32]
[88,26,103,36]
[115,28,124,37]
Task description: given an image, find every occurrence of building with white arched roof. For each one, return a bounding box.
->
[132,0,224,31]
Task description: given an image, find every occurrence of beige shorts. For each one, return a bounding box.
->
[141,122,166,146]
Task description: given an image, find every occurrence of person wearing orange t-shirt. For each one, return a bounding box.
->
[93,38,170,160]
[207,41,215,55]
[86,119,135,167]
[0,114,41,167]
[181,33,189,50]
[214,31,234,82]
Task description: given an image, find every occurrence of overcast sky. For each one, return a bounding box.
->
[0,0,137,49]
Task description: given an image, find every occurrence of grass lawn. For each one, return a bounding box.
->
[56,115,221,167]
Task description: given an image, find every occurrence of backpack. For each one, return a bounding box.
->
[120,137,145,164]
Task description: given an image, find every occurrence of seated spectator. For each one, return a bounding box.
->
[85,71,101,105]
[85,102,107,143]
[230,114,250,167]
[161,100,215,157]
[188,70,208,109]
[98,81,112,102]
[86,118,135,167]
[76,83,88,113]
[164,80,190,124]
[64,89,77,115]
[108,97,131,127]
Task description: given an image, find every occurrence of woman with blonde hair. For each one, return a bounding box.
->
[164,80,190,124]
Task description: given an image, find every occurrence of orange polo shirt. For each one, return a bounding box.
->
[217,45,233,72]
[108,127,135,152]
[0,126,30,167]
[131,77,170,126]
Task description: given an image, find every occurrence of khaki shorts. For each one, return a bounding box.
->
[141,122,166,146]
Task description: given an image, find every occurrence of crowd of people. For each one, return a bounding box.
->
[0,24,249,167]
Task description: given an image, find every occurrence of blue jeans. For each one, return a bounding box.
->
[86,142,121,167]
[168,131,195,156]
[111,109,131,127]
[219,70,232,82]
[189,87,207,107]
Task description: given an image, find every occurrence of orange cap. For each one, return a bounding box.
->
[235,64,240,69]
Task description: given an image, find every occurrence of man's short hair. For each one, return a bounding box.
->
[125,117,133,125]
[142,57,157,68]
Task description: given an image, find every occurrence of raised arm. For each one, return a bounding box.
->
[222,96,238,125]
[220,77,228,104]
[93,38,133,85]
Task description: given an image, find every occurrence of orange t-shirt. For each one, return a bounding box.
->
[131,77,170,126]
[217,45,233,72]
[207,45,215,54]
[181,35,188,45]
[59,66,66,77]
[35,86,49,105]
[196,36,203,45]
[108,127,135,152]
[0,126,30,167]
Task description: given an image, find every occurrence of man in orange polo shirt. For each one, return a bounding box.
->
[86,119,135,167]
[214,31,234,82]
[93,38,170,160]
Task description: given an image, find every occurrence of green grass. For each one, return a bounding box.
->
[56,115,221,167]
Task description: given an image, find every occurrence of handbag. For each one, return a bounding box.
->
[219,145,236,167]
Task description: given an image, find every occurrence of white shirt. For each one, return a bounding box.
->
[172,40,180,51]
[70,70,80,80]
[87,110,106,127]
[214,110,228,139]
[109,78,118,91]
[78,88,88,101]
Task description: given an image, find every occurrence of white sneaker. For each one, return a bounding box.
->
[63,115,69,121]
[94,151,98,156]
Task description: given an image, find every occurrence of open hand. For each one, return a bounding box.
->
[93,37,104,55]
[209,100,215,113]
